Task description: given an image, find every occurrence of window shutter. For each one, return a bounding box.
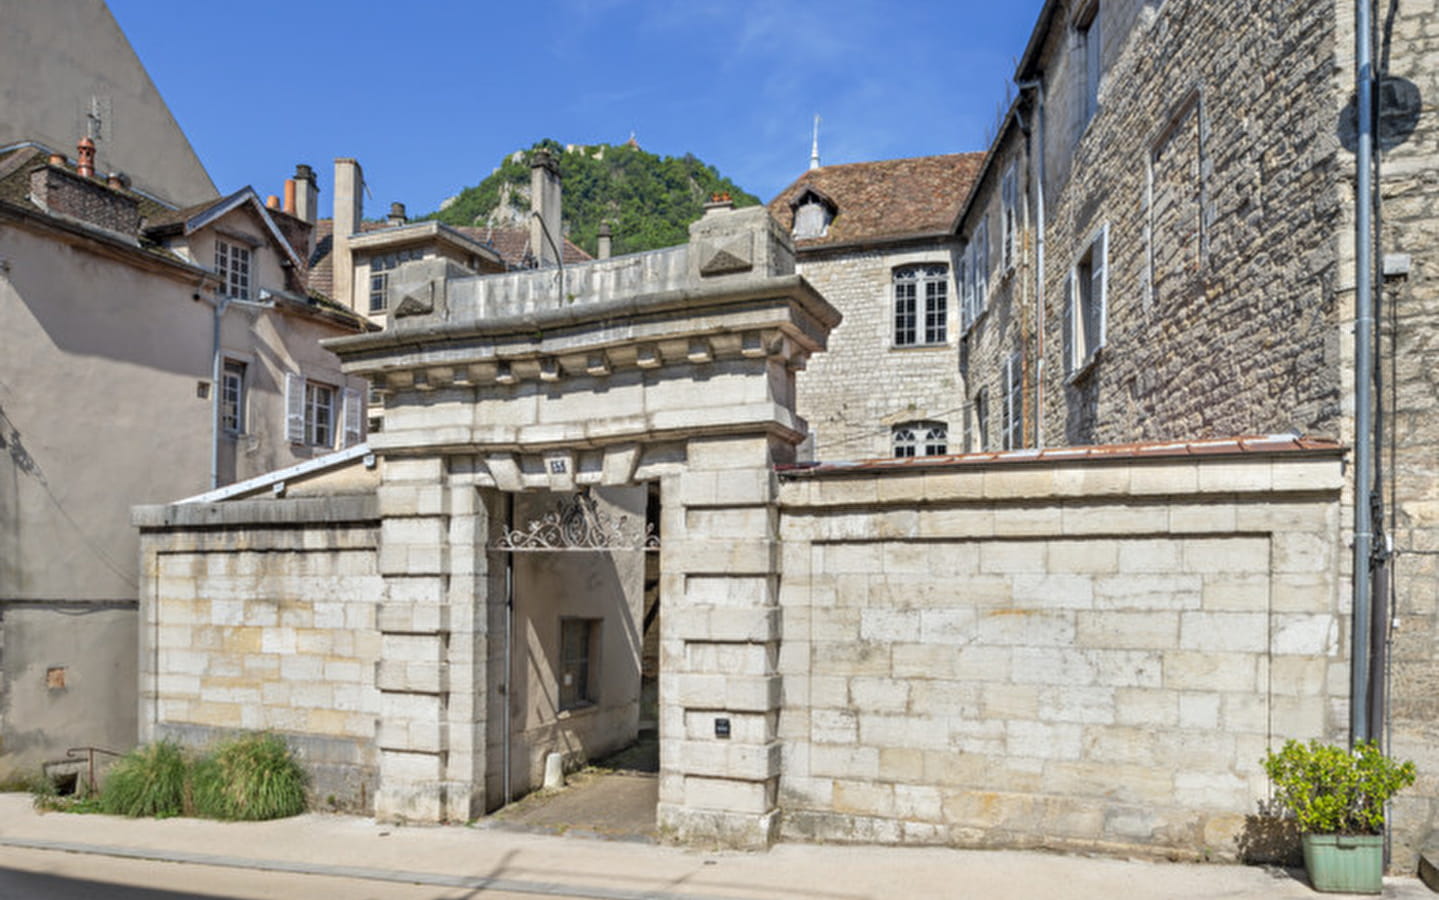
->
[1094,225,1109,350]
[958,253,970,330]
[343,387,363,447]
[285,373,305,443]
[1062,273,1075,376]
[977,218,989,310]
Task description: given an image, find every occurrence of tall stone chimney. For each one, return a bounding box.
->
[597,222,612,260]
[293,164,319,225]
[529,149,562,268]
[333,158,363,308]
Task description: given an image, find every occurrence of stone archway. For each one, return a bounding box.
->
[326,204,839,846]
[491,487,657,808]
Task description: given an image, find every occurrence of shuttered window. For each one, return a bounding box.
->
[1001,352,1022,450]
[1065,225,1108,378]
[285,373,364,449]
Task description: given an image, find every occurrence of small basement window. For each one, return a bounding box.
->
[559,618,600,710]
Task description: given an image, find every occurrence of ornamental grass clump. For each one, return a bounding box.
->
[98,740,189,818]
[1262,739,1416,835]
[191,732,308,821]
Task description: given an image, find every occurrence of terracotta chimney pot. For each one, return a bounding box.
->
[76,137,95,178]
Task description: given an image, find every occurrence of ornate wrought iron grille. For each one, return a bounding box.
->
[492,492,660,552]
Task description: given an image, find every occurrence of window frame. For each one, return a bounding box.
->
[304,381,335,448]
[1064,224,1109,380]
[220,358,247,435]
[214,239,251,300]
[974,387,990,452]
[892,420,947,458]
[1001,352,1022,450]
[960,217,990,333]
[892,264,949,347]
[1077,0,1102,129]
[367,248,426,314]
[559,617,600,711]
[285,373,364,449]
[1001,165,1019,273]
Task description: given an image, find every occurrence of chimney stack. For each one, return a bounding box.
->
[387,202,407,227]
[333,158,364,308]
[529,149,562,268]
[106,172,130,191]
[597,222,612,260]
[76,137,96,178]
[283,178,297,214]
[293,164,319,224]
[703,192,735,218]
[265,194,280,209]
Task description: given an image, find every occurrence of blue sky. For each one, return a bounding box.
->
[108,0,1046,218]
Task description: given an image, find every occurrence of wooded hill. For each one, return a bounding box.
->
[422,139,761,258]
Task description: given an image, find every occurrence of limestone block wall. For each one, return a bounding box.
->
[794,244,961,461]
[136,497,382,810]
[1374,0,1439,870]
[658,434,788,848]
[776,449,1347,858]
[1013,0,1345,446]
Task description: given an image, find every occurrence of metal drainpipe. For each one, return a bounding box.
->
[1018,77,1048,447]
[1351,0,1376,747]
[503,493,515,806]
[206,294,231,491]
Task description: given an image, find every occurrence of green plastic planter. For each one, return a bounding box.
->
[1303,833,1384,894]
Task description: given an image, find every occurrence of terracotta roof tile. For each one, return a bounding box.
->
[767,153,986,249]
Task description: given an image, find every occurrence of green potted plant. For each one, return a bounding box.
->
[1262,739,1416,894]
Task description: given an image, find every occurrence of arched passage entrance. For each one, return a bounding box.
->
[326,204,839,847]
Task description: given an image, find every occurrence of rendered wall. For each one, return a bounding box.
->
[509,486,647,791]
[0,0,217,207]
[775,450,1347,859]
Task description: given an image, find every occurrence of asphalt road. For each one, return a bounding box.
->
[0,846,583,900]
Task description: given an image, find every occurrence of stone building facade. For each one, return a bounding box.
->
[951,0,1439,868]
[768,155,983,460]
[138,204,1366,861]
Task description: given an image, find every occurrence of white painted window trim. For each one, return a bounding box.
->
[214,238,251,300]
[1064,223,1109,382]
[1001,352,1022,450]
[893,264,949,347]
[285,372,363,449]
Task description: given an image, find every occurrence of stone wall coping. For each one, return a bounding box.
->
[779,435,1344,478]
[133,494,378,530]
[324,273,840,361]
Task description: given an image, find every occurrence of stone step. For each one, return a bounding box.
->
[1420,835,1439,894]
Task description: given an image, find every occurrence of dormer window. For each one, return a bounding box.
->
[215,239,251,300]
[790,188,836,240]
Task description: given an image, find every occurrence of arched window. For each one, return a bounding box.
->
[893,421,947,458]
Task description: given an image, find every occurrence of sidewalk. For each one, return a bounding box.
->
[0,794,1430,899]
